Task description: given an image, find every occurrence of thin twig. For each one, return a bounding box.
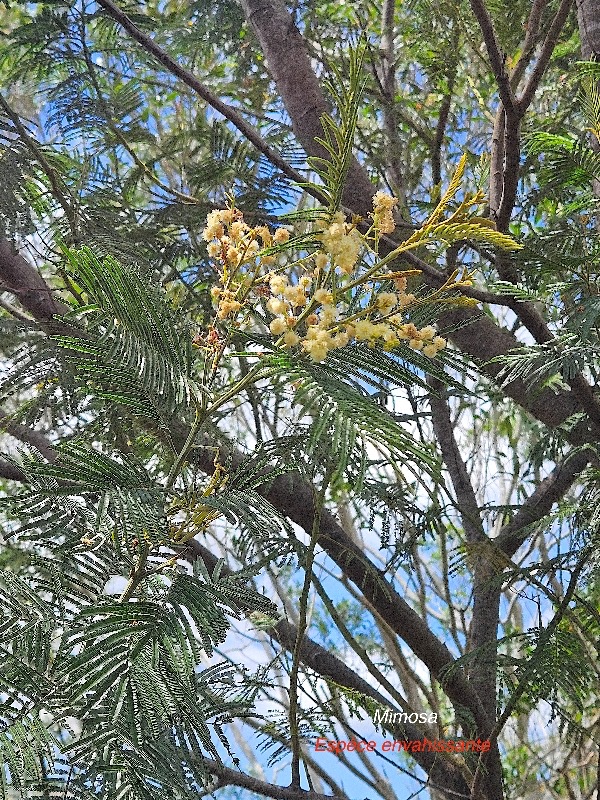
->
[0,295,36,323]
[431,26,460,187]
[496,450,591,556]
[510,0,550,87]
[311,573,436,732]
[202,756,346,800]
[118,543,150,602]
[378,0,407,209]
[289,472,330,787]
[79,13,201,206]
[0,91,79,236]
[428,375,486,545]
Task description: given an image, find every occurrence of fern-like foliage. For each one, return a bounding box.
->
[0,17,541,798]
[0,217,445,796]
[56,247,199,417]
[0,440,278,797]
[306,45,366,215]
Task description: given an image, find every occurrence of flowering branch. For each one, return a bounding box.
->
[200,156,520,370]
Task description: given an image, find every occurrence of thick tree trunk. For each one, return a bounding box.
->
[238,0,376,217]
[576,0,600,58]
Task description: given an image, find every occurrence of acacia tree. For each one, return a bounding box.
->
[0,1,599,799]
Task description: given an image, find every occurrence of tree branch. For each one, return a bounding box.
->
[0,458,27,482]
[500,554,587,726]
[495,449,591,556]
[435,304,581,425]
[427,374,501,795]
[238,0,377,217]
[488,106,506,222]
[576,0,600,59]
[467,0,519,120]
[187,540,471,795]
[428,376,486,545]
[494,0,573,234]
[469,553,588,800]
[0,91,78,236]
[379,0,407,209]
[431,26,460,187]
[0,295,36,324]
[181,433,492,740]
[432,91,454,188]
[510,0,550,88]
[95,0,323,204]
[202,757,345,800]
[0,411,57,463]
[0,238,69,330]
[495,114,521,232]
[517,0,574,112]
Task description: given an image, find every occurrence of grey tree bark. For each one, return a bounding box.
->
[577,0,600,57]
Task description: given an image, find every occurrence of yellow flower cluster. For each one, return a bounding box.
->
[202,208,291,320]
[353,319,446,357]
[372,191,398,234]
[202,205,449,363]
[203,208,276,262]
[264,261,446,362]
[318,212,362,274]
[265,271,356,361]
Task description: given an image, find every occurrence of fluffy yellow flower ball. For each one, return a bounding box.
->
[273,227,291,244]
[269,317,287,335]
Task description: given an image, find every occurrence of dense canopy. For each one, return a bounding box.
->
[0,1,599,799]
